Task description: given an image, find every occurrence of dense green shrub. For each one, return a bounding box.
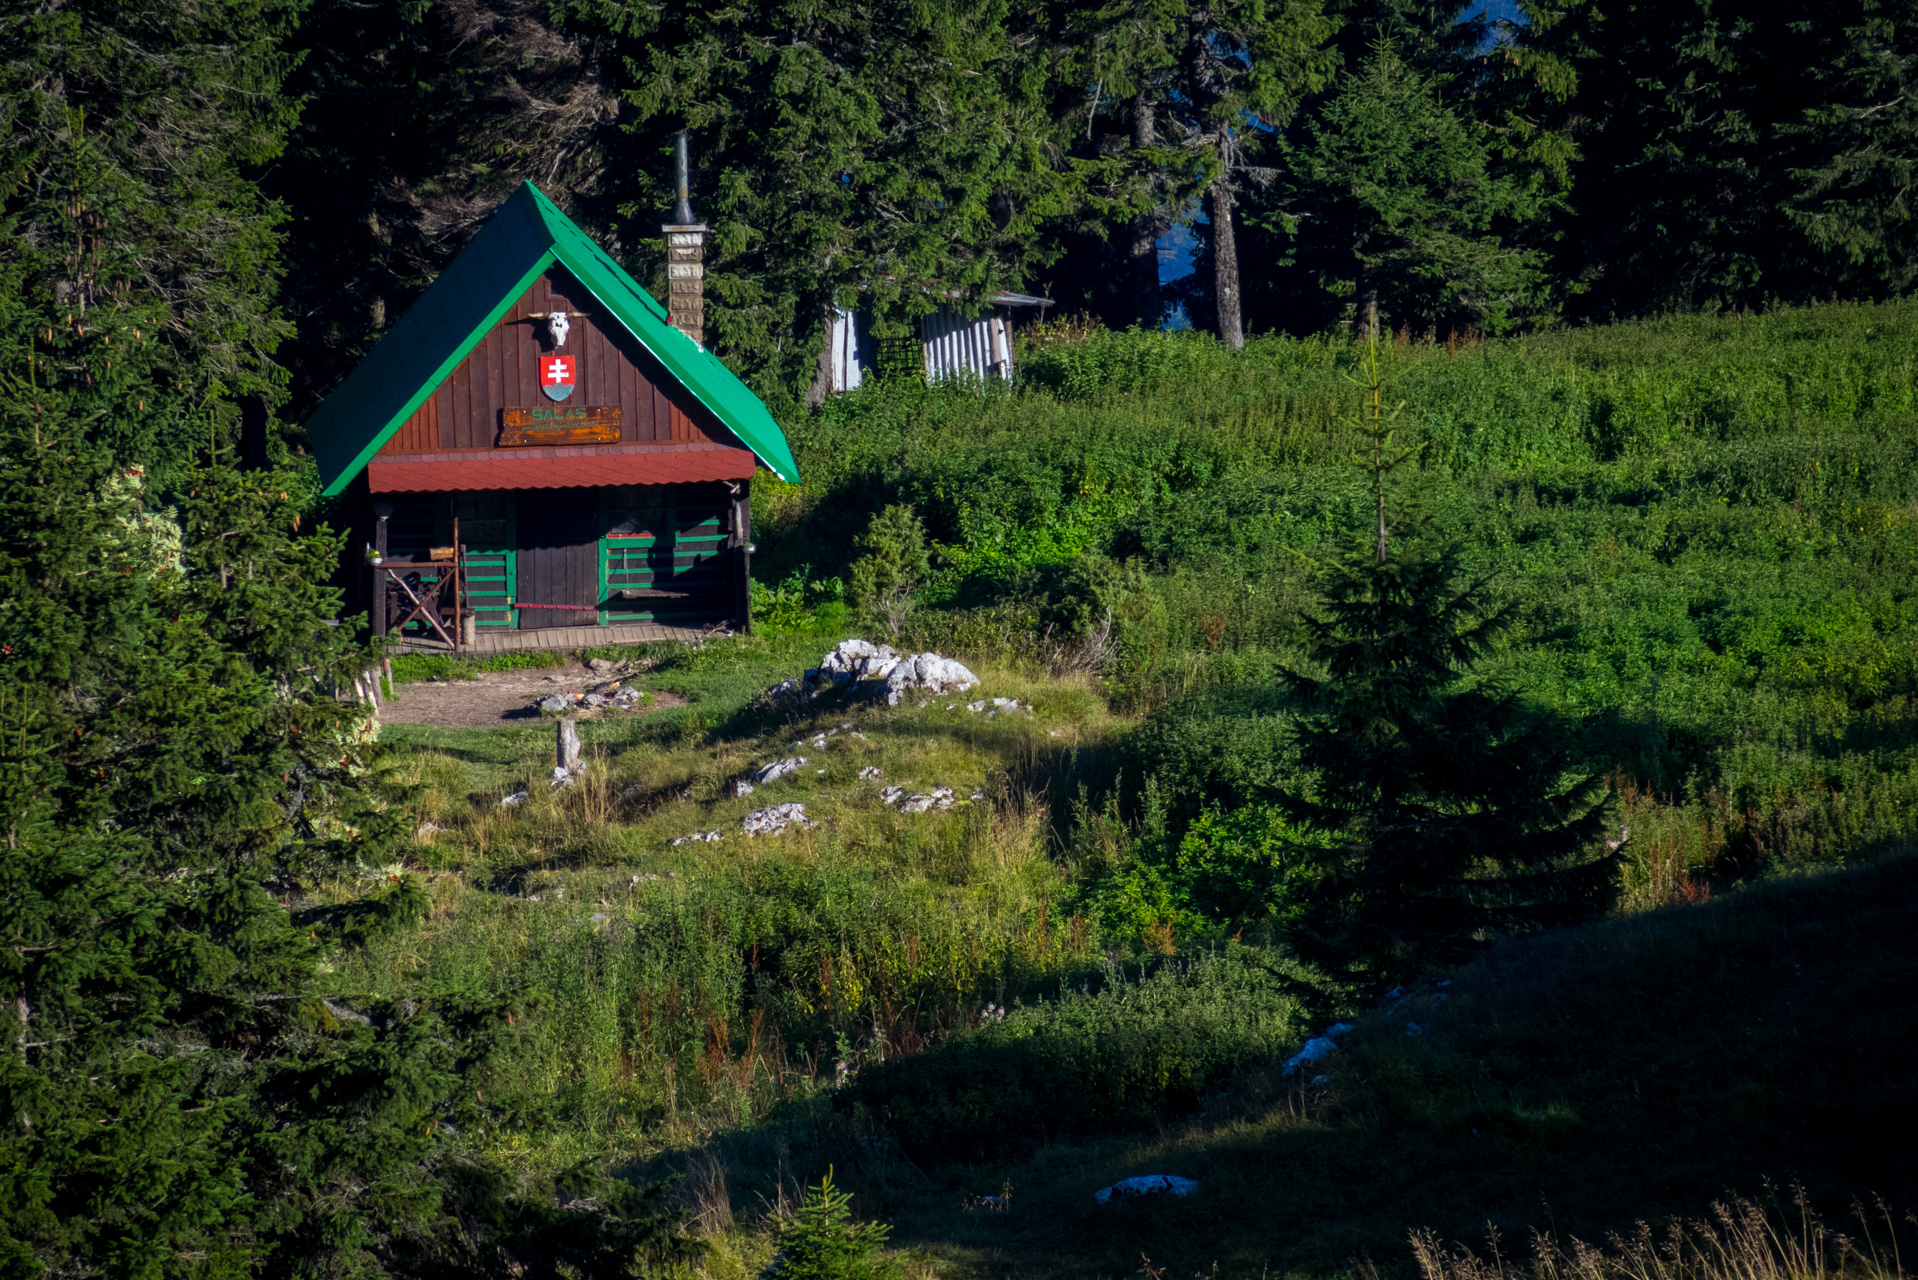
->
[836,950,1303,1160]
[1084,805,1333,947]
[751,566,850,635]
[1126,676,1299,819]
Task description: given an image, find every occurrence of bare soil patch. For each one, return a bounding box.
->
[378,663,685,730]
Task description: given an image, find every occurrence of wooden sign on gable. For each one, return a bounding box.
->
[498,405,622,447]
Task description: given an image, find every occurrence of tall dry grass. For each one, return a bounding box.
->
[1409,1193,1908,1280]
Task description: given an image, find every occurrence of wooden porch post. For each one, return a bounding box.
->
[729,483,753,635]
[371,502,391,637]
[451,517,461,653]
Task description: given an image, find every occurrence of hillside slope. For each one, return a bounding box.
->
[819,853,1918,1277]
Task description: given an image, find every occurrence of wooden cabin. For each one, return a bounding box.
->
[308,182,799,651]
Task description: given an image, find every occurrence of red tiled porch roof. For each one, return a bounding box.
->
[367,442,756,492]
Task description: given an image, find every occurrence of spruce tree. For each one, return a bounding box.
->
[608,0,1085,410]
[0,0,301,482]
[848,505,930,639]
[1272,42,1552,336]
[770,1168,900,1280]
[1280,338,1617,996]
[0,418,692,1280]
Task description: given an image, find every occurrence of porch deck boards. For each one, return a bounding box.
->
[389,620,731,654]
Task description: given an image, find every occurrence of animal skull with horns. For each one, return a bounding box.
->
[530,310,587,347]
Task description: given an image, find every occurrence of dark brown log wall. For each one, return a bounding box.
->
[378,267,733,457]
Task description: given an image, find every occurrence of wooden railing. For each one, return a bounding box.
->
[370,549,464,650]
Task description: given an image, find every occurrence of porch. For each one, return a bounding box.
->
[385,618,732,655]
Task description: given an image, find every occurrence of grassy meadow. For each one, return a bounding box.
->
[345,300,1918,1278]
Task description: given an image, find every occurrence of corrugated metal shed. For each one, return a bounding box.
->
[306,181,799,495]
[921,309,1014,382]
[826,292,1050,391]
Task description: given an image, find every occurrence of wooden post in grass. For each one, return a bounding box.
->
[558,719,582,777]
[451,518,461,653]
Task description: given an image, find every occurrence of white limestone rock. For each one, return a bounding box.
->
[804,639,904,693]
[751,757,807,785]
[881,653,979,705]
[900,786,955,814]
[742,803,816,837]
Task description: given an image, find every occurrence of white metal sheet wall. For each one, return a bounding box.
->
[921,309,1012,383]
[826,308,863,392]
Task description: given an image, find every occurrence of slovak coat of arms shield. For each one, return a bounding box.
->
[540,354,577,401]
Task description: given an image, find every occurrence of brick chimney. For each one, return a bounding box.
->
[662,130,707,346]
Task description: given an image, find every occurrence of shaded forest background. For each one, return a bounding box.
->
[8,0,1916,450]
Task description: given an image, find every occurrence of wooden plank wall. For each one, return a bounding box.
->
[378,267,727,457]
[515,490,602,629]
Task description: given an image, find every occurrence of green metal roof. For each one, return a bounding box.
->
[307,181,800,495]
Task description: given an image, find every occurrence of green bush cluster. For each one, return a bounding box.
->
[1083,804,1331,947]
[750,566,850,635]
[836,949,1303,1160]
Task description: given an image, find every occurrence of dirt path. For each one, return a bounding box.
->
[378,663,684,730]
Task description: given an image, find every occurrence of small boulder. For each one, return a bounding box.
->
[1282,1022,1356,1076]
[751,757,807,785]
[1094,1175,1198,1205]
[900,786,955,814]
[1281,1038,1338,1076]
[805,639,904,693]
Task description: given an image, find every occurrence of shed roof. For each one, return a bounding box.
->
[306,181,799,495]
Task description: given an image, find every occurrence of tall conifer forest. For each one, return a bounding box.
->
[5,1,1918,1278]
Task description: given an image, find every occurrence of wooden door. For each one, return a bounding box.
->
[516,490,601,629]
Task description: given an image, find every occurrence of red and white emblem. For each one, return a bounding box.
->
[540,353,576,402]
